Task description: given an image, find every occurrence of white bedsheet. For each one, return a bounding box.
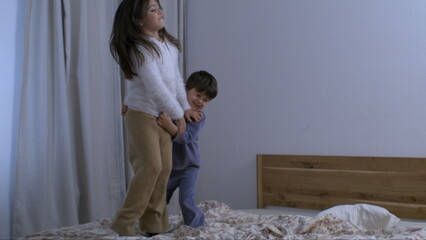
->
[23,201,426,240]
[241,205,426,228]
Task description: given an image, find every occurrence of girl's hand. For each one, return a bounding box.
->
[175,117,186,137]
[185,109,203,123]
[121,104,128,116]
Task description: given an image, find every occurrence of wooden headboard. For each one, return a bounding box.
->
[257,154,426,220]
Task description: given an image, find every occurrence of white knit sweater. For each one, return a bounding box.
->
[124,38,190,120]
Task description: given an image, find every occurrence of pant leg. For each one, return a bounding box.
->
[166,170,181,204]
[111,110,170,236]
[138,118,172,233]
[178,167,205,228]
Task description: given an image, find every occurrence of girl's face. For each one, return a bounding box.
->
[140,0,164,36]
[186,88,210,110]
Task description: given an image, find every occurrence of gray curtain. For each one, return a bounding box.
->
[13,0,126,237]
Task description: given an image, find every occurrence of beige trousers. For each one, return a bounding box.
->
[111,110,172,236]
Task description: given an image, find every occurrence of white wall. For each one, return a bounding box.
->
[186,0,426,209]
[0,0,24,238]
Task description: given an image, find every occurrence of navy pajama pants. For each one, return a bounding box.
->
[166,167,205,228]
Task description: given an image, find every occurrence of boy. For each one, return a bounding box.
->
[122,70,218,228]
[156,70,218,228]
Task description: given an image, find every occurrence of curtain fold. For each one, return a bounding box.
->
[13,0,125,237]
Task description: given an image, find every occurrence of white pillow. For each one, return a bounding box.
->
[316,204,400,230]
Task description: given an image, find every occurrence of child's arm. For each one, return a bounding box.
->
[174,115,205,144]
[175,117,186,137]
[136,46,185,120]
[157,113,178,137]
[157,112,205,143]
[185,109,203,123]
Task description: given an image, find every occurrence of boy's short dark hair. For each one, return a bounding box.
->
[186,71,218,100]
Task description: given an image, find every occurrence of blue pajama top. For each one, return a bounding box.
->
[172,112,206,170]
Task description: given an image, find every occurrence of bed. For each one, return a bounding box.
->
[257,154,426,220]
[24,154,426,239]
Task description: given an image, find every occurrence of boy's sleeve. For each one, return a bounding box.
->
[174,116,206,144]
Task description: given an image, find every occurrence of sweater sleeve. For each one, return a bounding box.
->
[174,115,205,144]
[175,67,190,111]
[136,50,184,120]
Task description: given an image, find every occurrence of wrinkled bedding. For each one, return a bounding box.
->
[24,200,426,239]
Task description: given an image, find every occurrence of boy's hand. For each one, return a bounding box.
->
[185,109,203,123]
[121,104,128,116]
[157,113,173,129]
[157,113,179,137]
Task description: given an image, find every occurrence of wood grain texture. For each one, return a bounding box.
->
[257,154,426,220]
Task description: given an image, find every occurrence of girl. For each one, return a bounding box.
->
[109,0,192,236]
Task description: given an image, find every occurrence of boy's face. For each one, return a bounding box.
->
[186,88,210,110]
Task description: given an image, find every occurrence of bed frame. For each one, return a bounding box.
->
[257,154,426,220]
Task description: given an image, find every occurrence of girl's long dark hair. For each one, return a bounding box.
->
[110,0,181,79]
